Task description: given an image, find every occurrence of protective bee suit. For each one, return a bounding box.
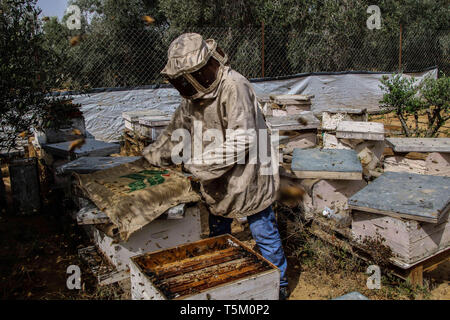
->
[143,33,279,219]
[143,33,288,296]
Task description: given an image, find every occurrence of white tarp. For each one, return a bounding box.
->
[72,68,437,142]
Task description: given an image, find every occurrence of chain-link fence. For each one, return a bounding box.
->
[55,26,449,90]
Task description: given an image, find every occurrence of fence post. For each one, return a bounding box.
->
[0,166,6,216]
[261,21,265,78]
[398,24,403,71]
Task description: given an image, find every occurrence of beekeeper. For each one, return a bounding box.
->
[143,33,289,299]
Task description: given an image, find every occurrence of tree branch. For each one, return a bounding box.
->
[397,111,411,137]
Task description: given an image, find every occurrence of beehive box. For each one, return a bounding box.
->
[9,158,41,215]
[349,172,450,267]
[138,115,171,140]
[123,110,166,131]
[320,107,368,131]
[130,235,280,300]
[352,210,450,266]
[384,138,450,177]
[259,94,314,116]
[336,121,385,141]
[84,205,202,272]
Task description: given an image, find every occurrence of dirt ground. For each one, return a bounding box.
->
[275,210,450,301]
[286,257,450,300]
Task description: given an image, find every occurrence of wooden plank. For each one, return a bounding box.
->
[407,264,423,286]
[386,138,450,153]
[336,121,385,141]
[272,99,312,106]
[384,156,427,175]
[349,172,450,223]
[422,249,450,272]
[291,149,363,180]
[122,110,166,122]
[138,115,172,127]
[320,107,367,115]
[269,94,314,102]
[294,170,362,180]
[323,133,352,150]
[285,105,311,114]
[266,112,320,131]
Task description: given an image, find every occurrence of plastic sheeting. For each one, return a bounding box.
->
[72,68,437,142]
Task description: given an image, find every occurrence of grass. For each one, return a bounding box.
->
[274,202,434,300]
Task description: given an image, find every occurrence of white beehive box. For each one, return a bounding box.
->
[83,205,202,272]
[349,172,450,267]
[336,121,385,141]
[352,210,450,266]
[130,234,280,300]
[122,110,167,135]
[384,138,450,177]
[138,115,172,140]
[320,107,368,131]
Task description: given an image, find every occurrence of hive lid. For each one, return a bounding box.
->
[139,115,172,127]
[386,138,450,153]
[348,172,450,223]
[57,156,141,174]
[43,139,120,158]
[291,148,363,180]
[122,110,166,122]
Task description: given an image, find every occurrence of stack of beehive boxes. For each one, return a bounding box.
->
[261,95,319,162]
[122,110,172,156]
[290,148,366,225]
[349,171,450,276]
[321,107,385,180]
[285,108,386,223]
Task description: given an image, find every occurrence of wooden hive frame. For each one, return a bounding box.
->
[130,234,280,300]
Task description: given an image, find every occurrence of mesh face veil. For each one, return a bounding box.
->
[162,34,229,100]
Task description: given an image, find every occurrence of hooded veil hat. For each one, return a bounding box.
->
[162,33,228,100]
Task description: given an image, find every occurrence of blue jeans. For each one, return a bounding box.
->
[209,206,288,287]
